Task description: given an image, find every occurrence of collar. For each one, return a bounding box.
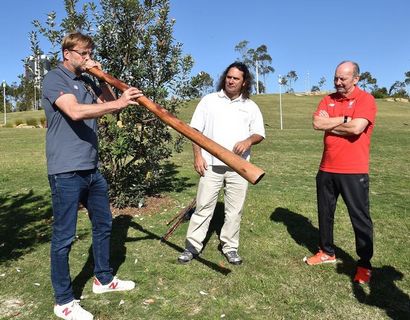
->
[217,89,245,102]
[58,63,81,81]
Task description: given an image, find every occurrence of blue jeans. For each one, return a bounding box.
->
[48,169,114,305]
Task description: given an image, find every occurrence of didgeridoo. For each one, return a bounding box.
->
[86,67,265,185]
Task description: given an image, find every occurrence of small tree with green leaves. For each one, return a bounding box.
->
[94,0,193,207]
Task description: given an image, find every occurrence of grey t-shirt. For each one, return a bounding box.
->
[42,64,102,175]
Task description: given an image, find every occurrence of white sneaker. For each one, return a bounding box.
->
[92,276,135,294]
[54,300,93,320]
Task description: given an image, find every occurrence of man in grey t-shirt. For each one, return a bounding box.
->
[42,32,142,320]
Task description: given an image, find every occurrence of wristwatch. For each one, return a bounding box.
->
[343,116,348,123]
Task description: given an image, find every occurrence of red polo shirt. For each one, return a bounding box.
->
[314,86,377,174]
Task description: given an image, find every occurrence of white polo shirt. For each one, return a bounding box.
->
[190,90,265,166]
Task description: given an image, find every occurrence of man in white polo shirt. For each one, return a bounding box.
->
[178,62,265,265]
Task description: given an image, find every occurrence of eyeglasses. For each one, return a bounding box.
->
[69,49,93,58]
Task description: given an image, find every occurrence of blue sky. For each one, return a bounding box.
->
[1,0,409,93]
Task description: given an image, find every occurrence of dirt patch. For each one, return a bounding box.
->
[0,298,25,318]
[110,195,177,217]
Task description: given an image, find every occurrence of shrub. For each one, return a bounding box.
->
[14,119,24,126]
[26,118,38,126]
[39,117,47,128]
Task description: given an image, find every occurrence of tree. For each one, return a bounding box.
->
[371,85,388,99]
[318,76,326,90]
[388,81,408,98]
[186,71,214,98]
[22,31,47,110]
[359,71,377,92]
[404,71,410,96]
[312,76,326,92]
[311,85,320,92]
[234,41,274,94]
[14,77,36,111]
[285,70,298,93]
[33,0,195,208]
[257,81,266,94]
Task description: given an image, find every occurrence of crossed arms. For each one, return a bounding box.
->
[313,110,369,136]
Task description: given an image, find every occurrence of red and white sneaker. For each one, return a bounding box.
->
[92,276,135,294]
[303,250,336,265]
[354,266,372,284]
[54,300,93,320]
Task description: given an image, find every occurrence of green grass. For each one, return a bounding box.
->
[0,95,409,319]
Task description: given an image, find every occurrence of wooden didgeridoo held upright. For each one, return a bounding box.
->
[86,67,265,185]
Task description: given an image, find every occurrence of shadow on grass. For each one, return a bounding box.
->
[72,212,231,298]
[203,202,225,252]
[149,162,196,194]
[0,190,52,264]
[72,214,131,298]
[271,207,410,320]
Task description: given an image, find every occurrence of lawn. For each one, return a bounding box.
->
[0,94,409,319]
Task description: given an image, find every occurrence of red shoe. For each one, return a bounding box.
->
[354,266,372,284]
[303,250,336,265]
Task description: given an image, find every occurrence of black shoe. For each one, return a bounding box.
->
[224,251,242,265]
[178,249,195,264]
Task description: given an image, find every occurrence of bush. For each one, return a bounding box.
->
[371,87,389,99]
[39,117,47,128]
[26,118,38,126]
[14,119,24,126]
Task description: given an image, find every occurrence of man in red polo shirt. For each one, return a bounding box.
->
[303,61,377,284]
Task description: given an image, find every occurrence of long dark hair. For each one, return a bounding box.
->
[217,62,252,99]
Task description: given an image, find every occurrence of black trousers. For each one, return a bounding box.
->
[316,170,373,269]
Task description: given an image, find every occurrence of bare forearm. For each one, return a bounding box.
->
[56,87,142,121]
[233,134,264,155]
[313,115,345,131]
[331,118,369,136]
[71,100,129,120]
[247,134,264,146]
[192,143,202,158]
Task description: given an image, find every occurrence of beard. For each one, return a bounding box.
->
[73,63,86,75]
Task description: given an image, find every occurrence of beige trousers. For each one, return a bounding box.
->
[185,166,248,254]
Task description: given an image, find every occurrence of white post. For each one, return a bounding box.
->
[278,76,283,130]
[255,59,259,94]
[34,55,38,110]
[2,80,6,125]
